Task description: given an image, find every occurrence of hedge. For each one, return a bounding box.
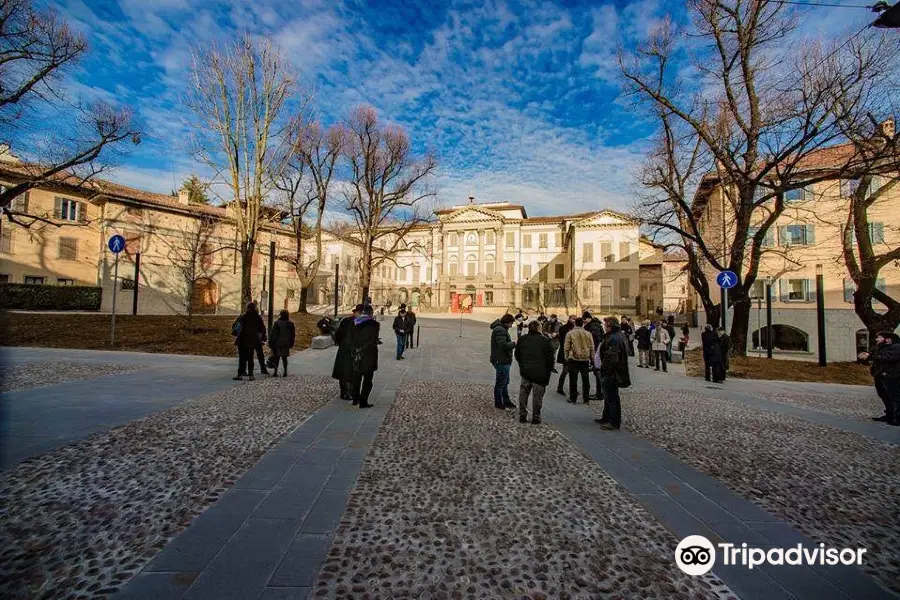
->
[0,283,102,311]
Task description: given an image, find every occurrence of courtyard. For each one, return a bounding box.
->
[0,317,898,600]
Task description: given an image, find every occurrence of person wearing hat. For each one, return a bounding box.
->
[859,331,900,426]
[332,304,363,399]
[393,307,408,360]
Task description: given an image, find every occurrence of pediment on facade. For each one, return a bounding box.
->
[440,206,505,224]
[573,209,638,228]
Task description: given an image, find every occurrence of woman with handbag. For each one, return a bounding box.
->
[349,304,380,408]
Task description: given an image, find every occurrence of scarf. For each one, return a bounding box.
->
[354,315,373,325]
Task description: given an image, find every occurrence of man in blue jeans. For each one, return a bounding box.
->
[489,314,517,409]
[393,308,408,360]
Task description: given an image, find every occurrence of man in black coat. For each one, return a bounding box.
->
[635,321,652,367]
[595,317,631,430]
[405,309,417,349]
[859,331,900,426]
[348,305,380,408]
[701,324,725,382]
[583,311,604,400]
[332,304,362,399]
[393,309,408,360]
[490,314,517,409]
[555,315,575,394]
[234,302,266,381]
[718,327,731,374]
[514,320,555,424]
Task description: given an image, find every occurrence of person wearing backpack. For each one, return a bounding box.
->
[595,316,631,431]
[233,302,266,381]
[268,310,296,377]
[349,304,380,408]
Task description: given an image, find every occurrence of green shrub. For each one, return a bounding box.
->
[0,283,102,311]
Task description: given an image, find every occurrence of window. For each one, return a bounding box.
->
[522,265,532,280]
[505,261,515,281]
[749,280,766,299]
[486,230,495,245]
[412,265,421,283]
[843,279,856,303]
[554,264,564,279]
[538,233,547,249]
[24,276,45,285]
[121,278,136,290]
[57,278,74,286]
[778,224,814,246]
[538,263,547,283]
[555,232,562,248]
[485,256,495,277]
[505,232,515,248]
[619,242,630,262]
[619,278,630,298]
[55,197,85,222]
[449,262,459,277]
[781,278,811,302]
[0,228,12,254]
[200,242,212,269]
[399,267,407,281]
[10,191,29,213]
[582,243,593,263]
[286,289,296,299]
[784,187,808,202]
[747,226,775,247]
[869,222,885,244]
[448,232,458,247]
[466,232,477,245]
[485,291,494,305]
[58,237,78,260]
[600,242,614,262]
[841,179,860,197]
[523,234,532,249]
[466,262,475,276]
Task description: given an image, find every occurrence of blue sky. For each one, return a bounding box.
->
[51,0,873,215]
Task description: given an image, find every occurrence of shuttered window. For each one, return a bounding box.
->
[58,237,78,260]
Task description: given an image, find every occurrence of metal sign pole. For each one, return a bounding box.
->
[723,287,728,332]
[110,253,119,345]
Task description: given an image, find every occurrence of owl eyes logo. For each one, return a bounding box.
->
[675,535,716,576]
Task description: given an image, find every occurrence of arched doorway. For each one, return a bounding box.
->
[191,278,218,314]
[752,324,809,352]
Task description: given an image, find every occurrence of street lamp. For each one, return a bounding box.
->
[815,264,826,366]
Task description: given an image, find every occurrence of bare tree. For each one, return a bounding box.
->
[187,34,295,306]
[342,105,437,303]
[0,0,140,224]
[275,120,344,313]
[621,3,896,355]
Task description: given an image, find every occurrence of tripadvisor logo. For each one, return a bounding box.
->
[675,536,867,576]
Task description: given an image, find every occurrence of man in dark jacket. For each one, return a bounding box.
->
[718,327,731,374]
[348,305,380,408]
[405,309,417,349]
[665,316,677,362]
[701,325,725,382]
[490,314,517,409]
[583,311,604,400]
[268,310,296,377]
[393,309,408,360]
[332,305,362,399]
[234,302,266,381]
[556,315,575,394]
[595,317,630,431]
[635,321,651,367]
[859,331,900,426]
[514,320,555,424]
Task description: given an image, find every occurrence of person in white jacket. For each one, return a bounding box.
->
[651,321,671,373]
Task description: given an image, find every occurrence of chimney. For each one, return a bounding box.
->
[879,119,895,139]
[468,196,475,204]
[177,188,190,205]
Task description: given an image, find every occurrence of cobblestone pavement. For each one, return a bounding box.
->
[616,386,900,595]
[0,376,333,600]
[762,390,884,420]
[0,361,144,393]
[312,380,735,600]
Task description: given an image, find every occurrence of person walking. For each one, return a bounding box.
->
[555,315,575,394]
[233,302,266,381]
[652,321,671,373]
[348,305,379,408]
[701,324,725,382]
[564,317,594,404]
[268,310,296,377]
[718,327,732,376]
[405,308,417,349]
[859,331,900,425]
[332,305,362,399]
[490,314,517,409]
[514,320,555,424]
[393,308,408,360]
[595,317,631,431]
[679,325,690,360]
[635,321,651,368]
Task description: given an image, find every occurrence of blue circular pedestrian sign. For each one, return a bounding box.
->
[716,271,737,289]
[108,234,126,254]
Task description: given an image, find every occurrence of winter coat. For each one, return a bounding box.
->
[268,318,296,357]
[514,331,555,386]
[332,316,355,380]
[349,317,380,374]
[235,311,266,348]
[490,320,516,365]
[871,341,900,378]
[565,327,594,362]
[405,312,417,334]
[544,318,560,338]
[635,326,651,350]
[701,330,724,364]
[651,328,671,352]
[393,315,407,336]
[599,328,631,385]
[557,322,574,364]
[720,333,732,367]
[586,320,605,351]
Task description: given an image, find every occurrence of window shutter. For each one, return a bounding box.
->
[764,229,774,247]
[843,279,854,303]
[805,224,815,245]
[77,202,88,222]
[777,226,786,246]
[779,279,788,302]
[871,222,885,244]
[54,197,63,219]
[806,279,816,302]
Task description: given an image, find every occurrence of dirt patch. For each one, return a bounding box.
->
[684,348,871,385]
[0,312,322,357]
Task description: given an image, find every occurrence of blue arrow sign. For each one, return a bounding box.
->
[716,271,737,289]
[108,234,126,254]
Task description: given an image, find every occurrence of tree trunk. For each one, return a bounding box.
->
[361,285,370,306]
[729,290,752,357]
[298,286,309,314]
[240,240,254,307]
